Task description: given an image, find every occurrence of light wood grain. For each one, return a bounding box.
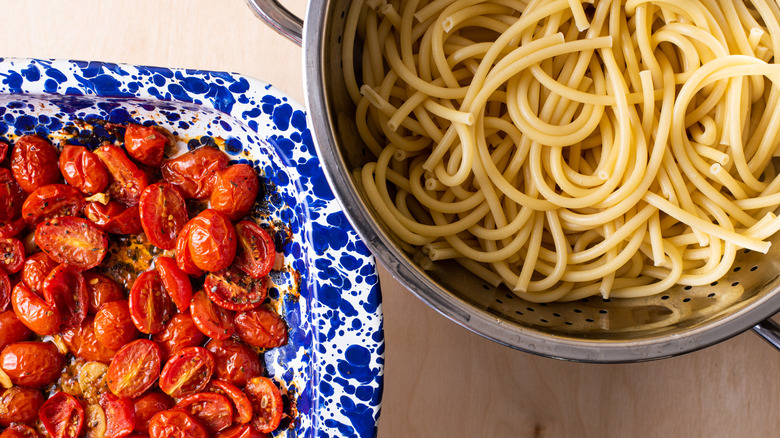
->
[2,1,780,437]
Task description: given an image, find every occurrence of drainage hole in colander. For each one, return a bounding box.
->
[505,294,513,299]
[711,281,719,286]
[751,265,758,271]
[733,266,741,272]
[540,319,548,323]
[684,285,692,290]
[515,311,524,316]
[573,309,582,313]
[732,281,740,287]
[586,318,594,322]
[744,249,752,254]
[341,9,345,18]
[565,322,573,326]
[602,298,612,303]
[496,299,504,304]
[526,307,535,312]
[661,295,670,300]
[553,313,561,317]
[708,292,716,297]
[598,309,607,314]
[683,297,691,302]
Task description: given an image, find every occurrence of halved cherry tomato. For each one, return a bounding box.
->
[210,164,259,221]
[85,271,125,314]
[22,251,58,292]
[100,392,136,438]
[234,221,275,279]
[133,392,174,434]
[139,183,187,250]
[0,341,64,387]
[61,317,117,363]
[11,283,61,335]
[174,392,233,433]
[161,146,229,199]
[216,424,270,438]
[175,222,203,277]
[190,289,235,340]
[205,338,263,387]
[159,346,215,398]
[94,143,149,207]
[0,386,45,426]
[39,391,85,438]
[148,410,209,438]
[94,300,140,351]
[106,339,162,398]
[0,238,24,274]
[244,377,283,433]
[84,201,143,235]
[0,217,25,238]
[205,266,267,311]
[59,144,110,195]
[21,184,85,226]
[128,271,174,334]
[207,379,253,424]
[234,307,288,349]
[0,310,33,350]
[125,124,169,167]
[0,268,9,311]
[152,313,206,362]
[42,264,88,329]
[186,209,236,272]
[35,216,108,269]
[0,168,24,222]
[155,256,193,313]
[11,135,61,193]
[0,424,40,438]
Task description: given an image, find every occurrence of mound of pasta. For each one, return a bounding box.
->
[343,0,780,302]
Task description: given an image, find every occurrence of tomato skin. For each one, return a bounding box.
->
[244,377,283,433]
[59,144,110,195]
[11,283,61,335]
[234,307,288,349]
[0,386,45,426]
[61,316,117,363]
[210,164,260,221]
[155,256,193,313]
[205,266,267,311]
[133,392,174,434]
[234,221,275,279]
[106,339,163,398]
[42,264,88,329]
[174,392,233,433]
[39,391,85,438]
[22,251,58,292]
[0,168,25,222]
[190,289,235,340]
[125,124,169,167]
[0,238,24,274]
[216,424,270,438]
[205,338,263,387]
[94,300,140,351]
[158,346,215,398]
[84,201,143,235]
[187,209,236,272]
[148,410,210,438]
[207,379,253,424]
[152,313,206,362]
[35,216,109,269]
[100,392,136,438]
[175,222,203,277]
[0,141,7,163]
[85,271,125,314]
[0,424,40,438]
[139,183,188,250]
[161,146,229,199]
[0,310,33,351]
[21,184,85,226]
[10,135,61,193]
[128,271,174,335]
[0,268,9,311]
[0,341,64,387]
[0,217,26,238]
[95,143,149,207]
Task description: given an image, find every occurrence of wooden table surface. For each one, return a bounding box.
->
[3,1,780,437]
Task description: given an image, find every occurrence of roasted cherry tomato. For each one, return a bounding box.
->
[0,217,26,238]
[205,338,263,387]
[21,184,85,226]
[159,346,215,398]
[42,264,88,329]
[84,201,143,235]
[234,306,288,349]
[0,424,40,438]
[0,386,45,426]
[22,251,58,292]
[0,168,24,222]
[245,377,283,433]
[175,222,203,277]
[148,410,209,438]
[129,270,174,334]
[0,141,7,163]
[59,144,110,195]
[186,209,236,272]
[155,256,193,313]
[190,289,235,340]
[100,392,136,438]
[106,339,162,398]
[152,313,206,362]
[234,221,275,279]
[161,146,229,199]
[0,238,24,274]
[210,164,259,221]
[95,143,149,207]
[174,392,233,433]
[94,300,140,351]
[85,271,125,314]
[0,341,64,387]
[61,317,117,363]
[0,268,9,311]
[0,310,33,350]
[11,283,61,335]
[216,424,270,438]
[125,124,169,167]
[139,183,188,250]
[133,392,174,434]
[207,379,253,424]
[10,135,61,193]
[35,216,108,269]
[205,266,267,311]
[39,391,85,438]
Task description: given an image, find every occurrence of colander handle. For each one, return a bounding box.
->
[245,0,304,46]
[752,319,780,350]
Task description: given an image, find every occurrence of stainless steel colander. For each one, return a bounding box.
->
[246,0,780,362]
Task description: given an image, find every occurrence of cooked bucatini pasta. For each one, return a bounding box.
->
[342,0,780,302]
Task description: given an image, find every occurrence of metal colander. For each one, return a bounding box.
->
[247,0,780,362]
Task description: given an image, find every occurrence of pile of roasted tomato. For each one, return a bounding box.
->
[0,124,290,438]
